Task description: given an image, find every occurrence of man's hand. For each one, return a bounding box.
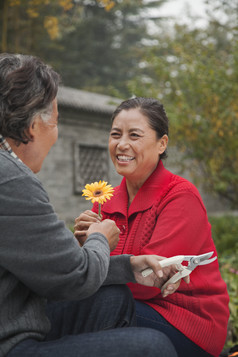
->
[130,255,190,298]
[87,219,120,252]
[74,210,101,246]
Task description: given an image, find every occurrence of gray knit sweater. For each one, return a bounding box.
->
[0,151,135,357]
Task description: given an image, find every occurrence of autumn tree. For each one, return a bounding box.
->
[0,0,167,96]
[0,0,117,51]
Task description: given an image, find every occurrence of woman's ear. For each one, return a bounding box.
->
[158,134,168,155]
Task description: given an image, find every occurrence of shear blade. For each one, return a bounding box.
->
[198,256,217,265]
[197,251,214,262]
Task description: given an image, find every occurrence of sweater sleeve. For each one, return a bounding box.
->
[0,173,111,301]
[104,255,136,285]
[129,189,217,300]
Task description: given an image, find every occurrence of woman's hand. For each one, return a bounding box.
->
[74,210,101,246]
[130,255,190,298]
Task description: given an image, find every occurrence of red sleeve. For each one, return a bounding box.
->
[130,190,217,300]
[142,190,215,257]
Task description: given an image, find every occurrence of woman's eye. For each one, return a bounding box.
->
[131,133,140,138]
[110,132,120,138]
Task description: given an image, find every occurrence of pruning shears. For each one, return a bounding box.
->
[142,251,217,293]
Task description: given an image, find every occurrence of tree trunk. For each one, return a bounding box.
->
[1,0,8,52]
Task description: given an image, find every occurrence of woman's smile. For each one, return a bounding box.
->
[116,155,135,163]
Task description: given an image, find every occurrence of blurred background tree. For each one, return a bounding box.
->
[128,0,238,208]
[0,0,167,97]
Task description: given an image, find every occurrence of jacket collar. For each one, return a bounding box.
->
[0,135,21,162]
[102,160,172,217]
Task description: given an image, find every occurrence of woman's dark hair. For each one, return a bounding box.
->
[111,97,169,159]
[0,53,60,144]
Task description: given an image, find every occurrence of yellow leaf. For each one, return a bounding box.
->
[44,16,59,40]
[105,2,115,11]
[27,8,39,18]
[9,0,21,6]
[96,0,115,11]
[59,0,73,11]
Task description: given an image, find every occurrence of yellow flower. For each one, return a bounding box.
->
[82,180,114,205]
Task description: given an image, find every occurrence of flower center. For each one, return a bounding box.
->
[93,190,103,197]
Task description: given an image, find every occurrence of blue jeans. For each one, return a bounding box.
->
[7,285,177,357]
[135,300,213,357]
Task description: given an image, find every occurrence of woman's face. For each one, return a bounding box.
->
[109,108,168,186]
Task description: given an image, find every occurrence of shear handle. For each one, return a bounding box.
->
[141,255,185,278]
[161,268,190,293]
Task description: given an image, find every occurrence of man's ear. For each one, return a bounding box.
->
[158,134,168,155]
[27,117,40,141]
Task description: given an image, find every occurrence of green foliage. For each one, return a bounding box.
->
[209,215,238,347]
[128,21,238,208]
[219,254,238,347]
[210,216,238,256]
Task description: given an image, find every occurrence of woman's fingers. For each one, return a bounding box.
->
[74,210,101,231]
[162,281,180,297]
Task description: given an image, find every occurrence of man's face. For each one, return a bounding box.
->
[31,98,59,173]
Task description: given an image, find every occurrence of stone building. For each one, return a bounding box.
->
[37,86,228,224]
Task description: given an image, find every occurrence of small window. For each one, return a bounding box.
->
[74,143,109,193]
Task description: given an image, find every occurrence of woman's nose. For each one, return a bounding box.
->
[117,137,130,150]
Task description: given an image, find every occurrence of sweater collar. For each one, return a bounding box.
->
[102,160,172,217]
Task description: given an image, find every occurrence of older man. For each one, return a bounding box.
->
[0,53,178,357]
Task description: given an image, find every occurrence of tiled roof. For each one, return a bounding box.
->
[57,86,122,114]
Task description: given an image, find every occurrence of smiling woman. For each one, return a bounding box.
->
[74,97,230,357]
[109,101,168,200]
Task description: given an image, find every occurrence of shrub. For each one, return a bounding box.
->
[209,215,238,256]
[209,215,238,347]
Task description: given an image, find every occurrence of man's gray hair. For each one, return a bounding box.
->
[0,53,60,144]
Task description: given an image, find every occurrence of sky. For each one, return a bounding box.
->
[159,0,207,17]
[152,0,208,27]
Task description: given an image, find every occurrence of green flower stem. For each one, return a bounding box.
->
[98,203,102,218]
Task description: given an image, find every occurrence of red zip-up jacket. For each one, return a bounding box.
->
[93,160,229,356]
